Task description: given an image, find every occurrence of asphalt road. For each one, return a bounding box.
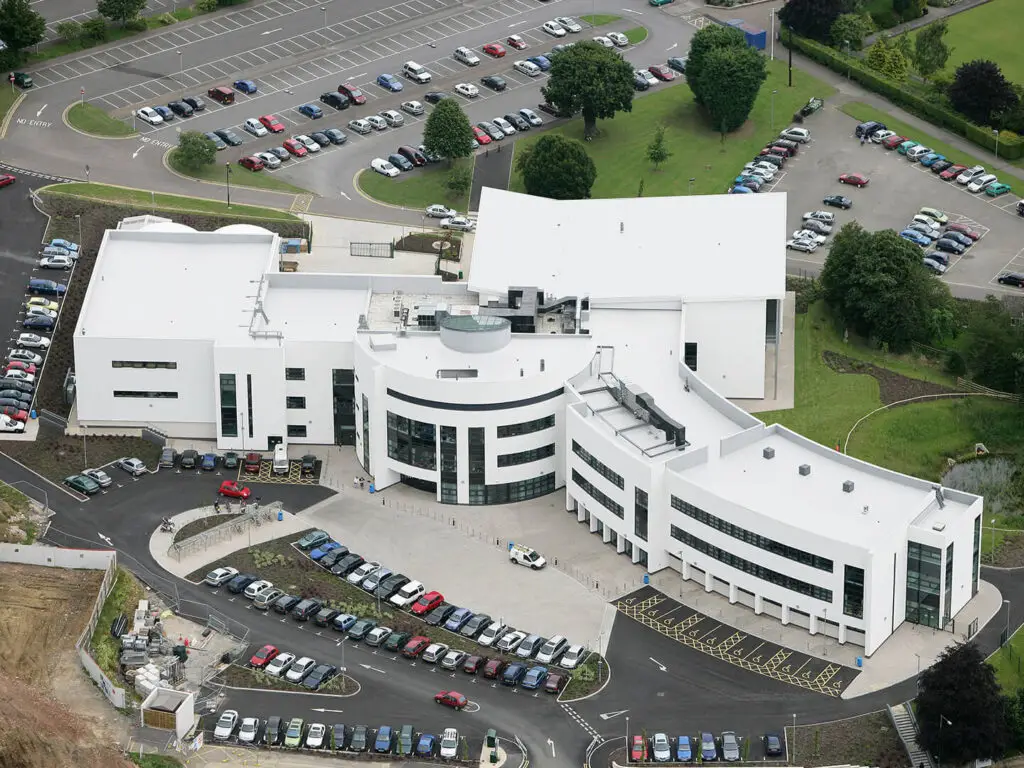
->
[0,178,51,354]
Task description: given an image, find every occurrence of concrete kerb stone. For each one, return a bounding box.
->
[0,91,27,139]
[159,146,301,208]
[351,167,417,213]
[219,679,363,697]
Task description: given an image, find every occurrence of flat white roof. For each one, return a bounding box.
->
[257,274,369,343]
[469,188,787,302]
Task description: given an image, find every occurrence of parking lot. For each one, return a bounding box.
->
[776,105,1024,292]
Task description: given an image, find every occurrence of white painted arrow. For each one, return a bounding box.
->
[599,710,629,721]
[667,43,678,51]
[97,533,113,546]
[339,190,350,200]
[547,739,556,758]
[622,7,643,13]
[649,657,667,672]
[311,707,344,713]
[36,104,47,118]
[132,146,145,159]
[360,663,386,674]
[261,27,282,35]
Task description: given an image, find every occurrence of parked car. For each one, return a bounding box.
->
[64,474,101,495]
[435,690,468,709]
[214,710,239,740]
[721,732,740,762]
[116,457,147,476]
[652,733,672,762]
[82,468,113,488]
[823,195,852,209]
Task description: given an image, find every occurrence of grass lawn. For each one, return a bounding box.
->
[581,14,621,25]
[991,636,1024,691]
[915,0,1024,84]
[510,59,836,197]
[624,27,648,44]
[357,157,473,212]
[44,182,300,220]
[130,756,184,768]
[168,150,308,194]
[67,102,136,137]
[0,85,19,125]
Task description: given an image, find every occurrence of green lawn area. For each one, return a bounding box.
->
[357,157,473,212]
[44,182,300,221]
[580,14,621,26]
[511,58,835,197]
[129,755,184,768]
[915,0,1024,84]
[991,636,1024,691]
[67,102,136,138]
[168,150,309,194]
[0,85,19,125]
[625,27,648,44]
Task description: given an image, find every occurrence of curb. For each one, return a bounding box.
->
[218,677,363,698]
[352,167,419,212]
[62,101,139,141]
[0,91,27,139]
[557,659,613,704]
[0,448,89,502]
[160,146,304,209]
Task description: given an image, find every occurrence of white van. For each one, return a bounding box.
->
[272,444,289,474]
[509,543,546,569]
[402,61,431,83]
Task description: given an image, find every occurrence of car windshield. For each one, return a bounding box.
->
[287,723,300,736]
[442,735,457,748]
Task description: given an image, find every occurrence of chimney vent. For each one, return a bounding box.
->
[762,447,775,460]
[862,505,870,515]
[540,359,545,372]
[620,222,624,233]
[798,464,811,476]
[842,480,855,493]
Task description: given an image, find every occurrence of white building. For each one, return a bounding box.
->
[72,192,982,655]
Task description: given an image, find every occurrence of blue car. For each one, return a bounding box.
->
[444,607,474,632]
[298,103,323,119]
[527,55,551,70]
[377,73,403,92]
[730,185,753,194]
[153,105,174,121]
[501,663,527,686]
[676,736,692,761]
[520,665,548,690]
[899,229,931,247]
[920,153,945,167]
[48,238,79,253]
[310,541,341,560]
[416,734,435,757]
[332,612,357,632]
[375,726,393,753]
[700,732,717,762]
[233,79,257,94]
[200,452,217,470]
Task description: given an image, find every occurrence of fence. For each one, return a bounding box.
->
[350,241,394,258]
[955,377,1023,403]
[168,501,282,561]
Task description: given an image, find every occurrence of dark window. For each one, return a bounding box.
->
[635,488,649,542]
[572,440,624,489]
[112,360,177,369]
[972,515,980,596]
[906,541,942,629]
[387,412,436,470]
[497,414,555,438]
[219,374,237,438]
[478,473,556,505]
[287,424,307,438]
[671,525,833,602]
[684,343,698,370]
[497,444,555,467]
[468,427,486,504]
[572,469,623,518]
[361,394,371,474]
[285,368,305,381]
[943,543,954,627]
[670,496,833,572]
[286,396,306,409]
[843,565,864,619]
[389,387,563,412]
[115,390,178,399]
[440,426,457,504]
[246,374,254,439]
[333,369,356,446]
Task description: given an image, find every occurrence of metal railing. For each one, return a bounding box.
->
[168,501,281,561]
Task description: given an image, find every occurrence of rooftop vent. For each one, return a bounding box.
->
[540,359,545,372]
[762,447,775,460]
[798,464,811,476]
[842,480,855,493]
[862,505,870,515]
[932,522,947,532]
[933,485,946,509]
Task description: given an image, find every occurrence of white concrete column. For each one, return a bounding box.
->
[754,594,763,615]
[589,513,599,533]
[838,624,847,644]
[704,569,713,592]
[631,546,641,565]
[616,533,626,554]
[781,604,790,625]
[809,615,819,635]
[566,494,576,513]
[681,561,690,580]
[728,584,738,604]
[602,525,612,544]
[577,504,587,523]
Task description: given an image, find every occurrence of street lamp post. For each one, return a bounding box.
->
[769,9,775,61]
[991,518,997,562]
[937,715,952,768]
[75,214,82,246]
[844,41,851,79]
[225,162,232,207]
[625,716,630,748]
[9,481,49,517]
[177,50,183,94]
[791,714,796,766]
[688,177,695,195]
[994,128,1000,159]
[771,89,778,132]
[1006,599,1012,639]
[321,5,327,31]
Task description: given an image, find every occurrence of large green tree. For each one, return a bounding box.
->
[893,0,925,22]
[700,44,767,134]
[685,24,746,106]
[0,0,46,58]
[174,131,216,171]
[820,223,956,351]
[541,40,634,138]
[96,0,146,24]
[778,0,856,42]
[949,60,1019,126]
[962,297,1024,392]
[421,98,474,165]
[515,134,596,200]
[866,35,910,81]
[917,643,1010,764]
[913,19,953,81]
[830,13,874,51]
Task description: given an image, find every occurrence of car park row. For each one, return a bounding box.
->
[628,731,786,763]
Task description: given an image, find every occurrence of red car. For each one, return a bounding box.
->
[506,34,527,49]
[462,655,486,674]
[402,636,431,658]
[434,690,468,710]
[838,173,869,187]
[283,138,308,157]
[648,65,674,81]
[631,735,648,762]
[5,362,37,375]
[0,174,15,188]
[259,114,285,133]
[882,134,907,149]
[472,125,492,145]
[482,42,506,57]
[544,673,567,693]
[0,406,28,422]
[940,164,967,180]
[482,659,507,679]
[412,590,444,616]
[946,222,981,240]
[244,452,262,472]
[238,155,265,172]
[219,480,252,499]
[250,644,279,668]
[338,82,366,105]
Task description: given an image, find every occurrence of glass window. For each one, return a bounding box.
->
[635,488,649,542]
[440,425,457,504]
[497,444,555,467]
[219,373,237,438]
[684,343,698,371]
[572,469,623,518]
[114,390,179,399]
[246,374,254,439]
[287,424,307,438]
[361,394,371,474]
[972,515,980,596]
[387,412,436,470]
[497,414,555,438]
[843,565,864,619]
[285,368,305,381]
[943,543,954,627]
[480,473,556,505]
[906,541,942,629]
[572,440,624,489]
[286,396,306,409]
[112,360,177,369]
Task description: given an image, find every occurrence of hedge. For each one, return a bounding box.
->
[782,32,1024,160]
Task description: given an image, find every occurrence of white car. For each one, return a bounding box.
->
[745,167,774,181]
[559,644,586,669]
[204,566,238,586]
[380,109,404,127]
[365,626,392,646]
[636,69,657,87]
[440,728,459,760]
[543,20,567,37]
[453,46,480,66]
[306,723,326,749]
[779,126,810,143]
[293,134,320,153]
[265,651,296,677]
[26,306,56,319]
[135,107,163,125]
[348,118,372,134]
[285,656,317,683]
[82,468,113,488]
[256,151,281,169]
[243,118,268,137]
[238,718,260,744]
[213,710,239,740]
[786,239,818,253]
[967,173,998,193]
[422,643,449,663]
[366,114,388,130]
[401,100,424,115]
[0,415,25,433]
[495,630,527,653]
[554,15,582,32]
[956,165,986,185]
[371,158,399,177]
[652,733,671,762]
[607,31,628,47]
[592,35,613,47]
[912,214,941,230]
[803,210,835,224]
[39,255,72,270]
[17,333,50,349]
[244,579,274,599]
[871,129,896,143]
[477,621,508,647]
[440,216,475,232]
[347,561,381,585]
[8,350,42,365]
[514,60,541,77]
[455,82,479,98]
[390,579,425,607]
[426,204,457,218]
[519,108,542,127]
[792,229,827,245]
[116,457,147,475]
[493,117,516,135]
[3,369,35,383]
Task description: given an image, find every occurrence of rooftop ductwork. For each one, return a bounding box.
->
[842,480,854,493]
[798,464,811,476]
[762,447,775,460]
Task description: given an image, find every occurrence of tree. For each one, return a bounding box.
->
[541,40,634,138]
[778,0,857,42]
[96,0,146,25]
[913,19,952,81]
[995,83,1024,134]
[0,0,46,57]
[700,44,767,133]
[421,98,474,165]
[917,642,1010,764]
[820,223,956,351]
[56,19,84,44]
[866,36,910,81]
[830,13,873,51]
[445,165,472,198]
[175,131,217,171]
[962,298,1024,392]
[893,0,925,22]
[81,16,108,41]
[685,24,746,105]
[645,125,671,170]
[516,134,596,200]
[949,60,1019,126]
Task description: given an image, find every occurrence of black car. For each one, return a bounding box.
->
[291,598,323,621]
[384,630,412,652]
[319,546,350,568]
[23,316,54,330]
[226,573,258,593]
[168,100,194,117]
[374,573,410,599]
[348,618,377,641]
[350,725,369,752]
[424,91,449,104]
[504,113,530,131]
[332,553,365,576]
[389,153,414,171]
[265,716,284,745]
[179,449,199,469]
[314,607,342,627]
[183,95,206,111]
[823,194,852,209]
[998,272,1024,287]
[323,128,347,145]
[303,663,338,690]
[754,153,784,167]
[477,121,503,141]
[0,391,31,404]
[310,131,332,147]
[424,603,456,626]
[301,453,318,476]
[0,380,33,394]
[320,91,350,109]
[935,238,965,255]
[931,159,953,174]
[158,447,178,468]
[214,128,243,146]
[481,75,506,91]
[0,397,28,408]
[332,724,347,750]
[765,734,783,757]
[221,451,239,469]
[943,231,973,248]
[203,132,228,150]
[633,72,649,91]
[272,594,302,614]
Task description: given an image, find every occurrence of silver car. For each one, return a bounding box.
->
[652,733,671,762]
[380,109,404,127]
[366,114,388,130]
[401,100,424,115]
[554,15,582,32]
[257,151,282,169]
[721,732,740,762]
[348,118,372,134]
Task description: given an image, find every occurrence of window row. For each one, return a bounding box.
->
[111,360,177,369]
[497,444,556,467]
[388,412,437,471]
[572,469,624,519]
[286,396,306,409]
[670,496,833,573]
[285,368,305,381]
[572,440,624,490]
[288,425,307,438]
[114,390,178,399]
[671,525,833,603]
[497,414,555,438]
[468,473,556,505]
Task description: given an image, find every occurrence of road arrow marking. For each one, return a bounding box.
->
[36,104,47,117]
[311,707,344,713]
[622,7,643,13]
[132,146,145,159]
[599,710,629,721]
[667,43,677,51]
[547,739,556,757]
[339,190,350,200]
[97,533,112,546]
[360,663,386,674]
[261,27,282,34]
[649,657,667,672]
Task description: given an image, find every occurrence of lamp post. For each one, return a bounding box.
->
[769,9,775,61]
[994,128,1000,160]
[177,50,183,94]
[225,162,232,207]
[1005,599,1012,639]
[75,214,82,246]
[914,652,921,674]
[321,5,327,31]
[771,89,778,132]
[625,716,630,748]
[844,41,851,79]
[991,518,997,562]
[688,177,695,195]
[791,714,796,766]
[937,715,952,768]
